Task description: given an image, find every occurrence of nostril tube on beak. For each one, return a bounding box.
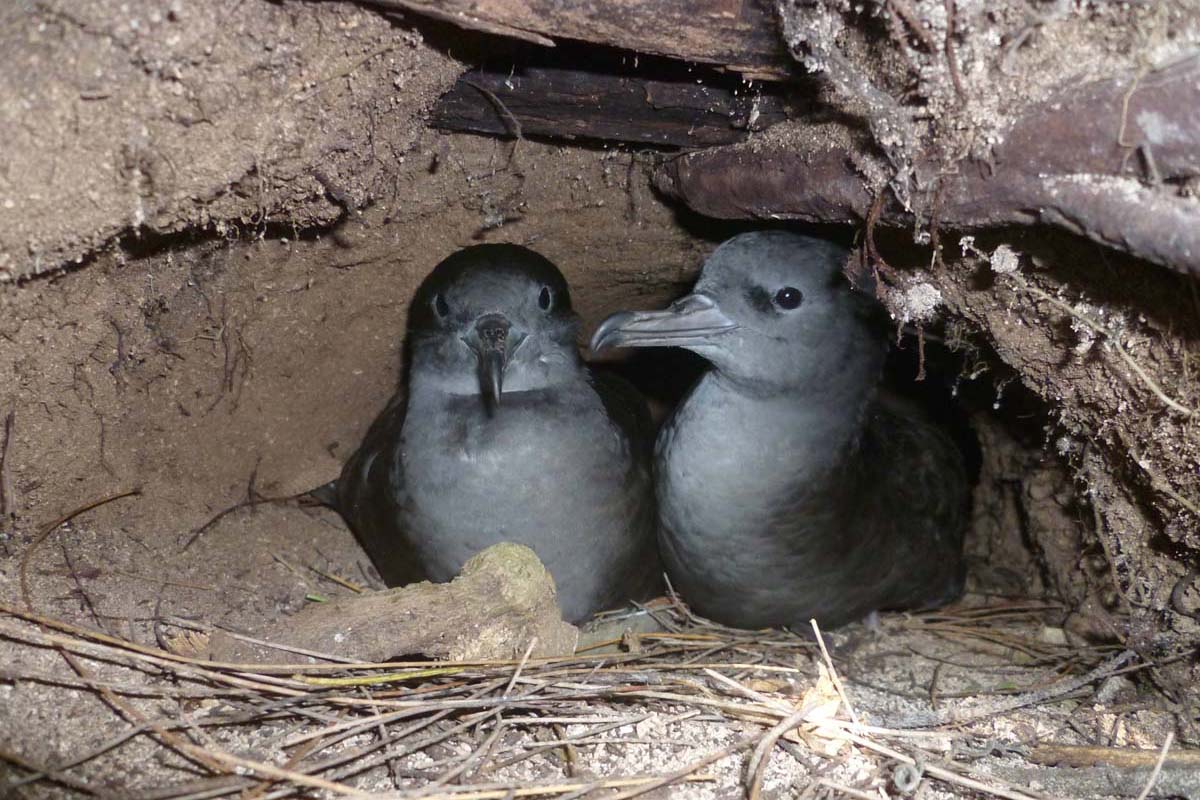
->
[474,314,511,409]
[476,314,510,348]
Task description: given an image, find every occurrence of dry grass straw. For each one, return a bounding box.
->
[0,596,1181,799]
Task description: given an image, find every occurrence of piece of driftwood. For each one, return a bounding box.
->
[366,0,793,78]
[432,65,789,147]
[206,543,578,664]
[655,57,1200,274]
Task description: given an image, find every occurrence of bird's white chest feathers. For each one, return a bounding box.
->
[401,386,629,579]
[656,376,859,559]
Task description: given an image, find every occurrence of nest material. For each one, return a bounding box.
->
[1,594,1196,799]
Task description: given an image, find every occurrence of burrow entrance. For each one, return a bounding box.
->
[1,2,1197,797]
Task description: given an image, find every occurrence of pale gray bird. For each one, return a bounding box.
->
[328,244,659,623]
[591,231,967,630]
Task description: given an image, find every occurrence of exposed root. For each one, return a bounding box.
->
[887,0,938,54]
[18,488,142,612]
[942,0,966,103]
[0,409,14,527]
[1006,273,1196,419]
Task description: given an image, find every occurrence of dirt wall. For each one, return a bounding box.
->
[0,0,458,281]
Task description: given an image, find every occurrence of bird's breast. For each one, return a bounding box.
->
[655,378,863,571]
[399,389,633,579]
[442,392,621,464]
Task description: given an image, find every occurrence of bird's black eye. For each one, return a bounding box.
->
[774,287,803,310]
[433,293,450,318]
[538,286,552,311]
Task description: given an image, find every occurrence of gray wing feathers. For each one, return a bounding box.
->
[334,392,427,587]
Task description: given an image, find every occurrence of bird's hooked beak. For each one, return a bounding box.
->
[590,293,737,353]
[470,313,514,409]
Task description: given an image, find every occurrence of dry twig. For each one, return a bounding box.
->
[0,408,14,524]
[18,487,142,611]
[1133,731,1175,800]
[875,649,1136,729]
[811,618,861,725]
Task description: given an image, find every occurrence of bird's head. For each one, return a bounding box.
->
[407,244,580,409]
[591,231,883,394]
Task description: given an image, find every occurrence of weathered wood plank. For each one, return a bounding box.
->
[431,66,789,147]
[369,0,794,78]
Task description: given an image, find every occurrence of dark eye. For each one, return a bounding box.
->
[774,287,803,310]
[538,286,552,311]
[433,293,450,318]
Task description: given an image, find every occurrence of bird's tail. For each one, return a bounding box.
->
[307,480,339,509]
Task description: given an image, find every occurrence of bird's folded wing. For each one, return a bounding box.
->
[335,390,426,587]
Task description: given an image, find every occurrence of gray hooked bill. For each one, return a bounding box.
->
[590,293,737,353]
[471,313,511,407]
